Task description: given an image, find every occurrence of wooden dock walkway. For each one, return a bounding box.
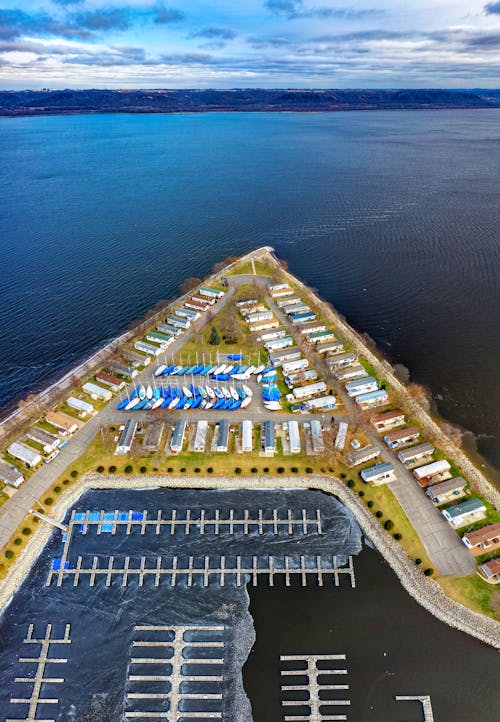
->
[46,554,356,589]
[281,653,350,721]
[395,695,434,721]
[7,623,71,722]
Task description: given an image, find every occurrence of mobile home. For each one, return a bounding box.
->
[442,498,486,528]
[282,358,309,375]
[107,360,138,379]
[270,347,302,366]
[292,381,327,400]
[45,411,81,435]
[310,419,325,453]
[123,350,151,367]
[193,420,208,453]
[115,419,138,455]
[384,426,420,449]
[345,377,378,397]
[95,372,126,391]
[157,323,182,337]
[265,336,293,352]
[170,420,187,454]
[216,420,230,452]
[241,420,253,452]
[397,442,435,465]
[348,445,380,467]
[199,286,224,299]
[413,459,451,485]
[355,389,388,407]
[372,409,405,430]
[0,458,24,488]
[287,420,301,453]
[263,420,275,453]
[303,394,336,411]
[166,315,190,330]
[328,352,357,368]
[7,441,42,468]
[82,382,113,402]
[360,462,396,486]
[26,427,61,454]
[291,312,316,324]
[426,477,466,504]
[135,340,161,357]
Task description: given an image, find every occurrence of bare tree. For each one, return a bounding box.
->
[180,277,202,295]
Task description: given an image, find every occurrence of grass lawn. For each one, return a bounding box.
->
[227,259,274,277]
[438,574,500,619]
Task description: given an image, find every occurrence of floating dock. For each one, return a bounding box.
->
[395,695,435,721]
[125,624,225,720]
[281,653,350,721]
[46,554,356,589]
[8,623,71,722]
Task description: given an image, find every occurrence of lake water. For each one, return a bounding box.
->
[0,110,499,473]
[0,488,498,721]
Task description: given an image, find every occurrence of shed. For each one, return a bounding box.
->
[216,420,230,452]
[7,441,42,468]
[426,477,466,504]
[115,419,138,455]
[361,462,396,485]
[241,420,253,452]
[288,420,301,453]
[442,498,486,528]
[263,420,275,453]
[0,458,24,487]
[170,420,187,454]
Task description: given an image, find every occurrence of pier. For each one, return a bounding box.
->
[7,623,71,722]
[395,695,434,721]
[125,624,225,720]
[46,554,356,589]
[281,653,350,721]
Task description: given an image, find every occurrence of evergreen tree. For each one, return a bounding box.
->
[209,325,220,345]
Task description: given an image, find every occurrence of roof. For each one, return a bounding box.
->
[345,376,376,389]
[397,442,435,460]
[361,462,395,479]
[385,426,420,442]
[349,445,380,464]
[426,477,466,498]
[372,409,405,423]
[414,459,450,478]
[0,458,24,485]
[481,558,500,576]
[462,522,500,546]
[444,498,486,518]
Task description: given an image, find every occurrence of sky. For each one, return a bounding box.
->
[0,1,499,89]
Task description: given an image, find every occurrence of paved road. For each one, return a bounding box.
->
[0,270,476,576]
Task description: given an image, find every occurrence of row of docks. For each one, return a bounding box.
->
[125,625,226,721]
[280,653,350,722]
[46,554,356,589]
[115,418,326,456]
[0,285,226,490]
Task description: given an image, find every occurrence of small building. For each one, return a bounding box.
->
[7,441,42,468]
[193,420,208,453]
[95,372,126,391]
[236,298,257,308]
[287,420,301,453]
[258,328,287,342]
[361,462,396,486]
[426,477,466,504]
[345,377,378,397]
[285,369,318,388]
[334,422,348,451]
[176,307,200,321]
[192,293,216,306]
[310,419,325,453]
[145,331,174,348]
[66,396,94,416]
[348,445,380,467]
[478,558,500,584]
[185,299,209,312]
[334,363,366,381]
[462,522,500,555]
[199,286,224,299]
[263,420,275,453]
[269,282,291,293]
[284,303,310,315]
[26,426,61,454]
[143,422,165,453]
[307,330,335,344]
[45,411,81,435]
[82,382,113,402]
[123,350,151,367]
[372,409,406,430]
[299,322,327,335]
[115,419,138,455]
[166,315,190,330]
[292,381,327,400]
[442,498,486,528]
[397,442,435,466]
[249,320,280,332]
[216,420,230,452]
[170,420,187,454]
[303,394,336,411]
[265,336,294,352]
[291,311,316,324]
[282,358,309,375]
[316,340,344,355]
[276,296,301,308]
[270,347,302,366]
[384,426,420,449]
[157,323,182,337]
[107,360,138,379]
[328,352,357,368]
[413,459,451,486]
[241,420,253,452]
[0,458,24,488]
[246,310,273,324]
[355,389,388,407]
[135,340,161,357]
[271,288,294,298]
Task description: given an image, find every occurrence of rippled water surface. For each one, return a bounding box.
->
[0,111,499,468]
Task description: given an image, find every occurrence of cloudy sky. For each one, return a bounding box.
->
[1,1,499,88]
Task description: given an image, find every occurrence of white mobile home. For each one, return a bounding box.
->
[442,498,486,528]
[328,352,357,368]
[316,340,344,356]
[263,420,275,453]
[334,364,366,381]
[26,427,61,454]
[303,394,336,411]
[246,310,273,324]
[345,377,378,397]
[66,396,94,416]
[287,420,301,453]
[166,315,190,330]
[199,286,224,299]
[413,459,451,484]
[249,320,280,332]
[269,347,302,366]
[397,442,434,465]
[123,350,151,367]
[276,296,301,308]
[282,358,309,375]
[426,477,466,505]
[269,282,291,293]
[310,419,325,453]
[306,330,335,344]
[134,340,161,357]
[348,445,380,467]
[241,420,253,452]
[115,419,138,455]
[176,307,200,321]
[384,426,420,448]
[216,420,230,452]
[355,389,388,407]
[170,420,187,454]
[82,382,113,402]
[292,381,327,400]
[299,322,327,335]
[258,328,287,342]
[7,441,42,468]
[45,411,81,435]
[0,458,24,487]
[157,323,182,337]
[360,462,396,486]
[265,336,293,352]
[193,420,208,452]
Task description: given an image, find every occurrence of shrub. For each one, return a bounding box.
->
[328,466,335,473]
[207,467,214,473]
[96,466,105,473]
[70,470,78,479]
[22,527,32,536]
[251,467,258,473]
[340,473,347,479]
[263,467,269,473]
[305,467,313,474]
[424,568,434,577]
[14,538,22,546]
[194,467,201,473]
[415,558,422,565]
[180,467,186,473]
[44,497,54,506]
[277,467,285,474]
[234,467,242,474]
[367,501,374,508]
[358,490,365,497]
[140,466,147,473]
[108,465,117,473]
[62,479,70,485]
[124,465,133,474]
[320,467,326,473]
[375,510,383,518]
[291,467,299,473]
[5,550,14,559]
[54,485,61,493]
[153,467,158,472]
[393,533,402,540]
[167,467,174,473]
[384,520,394,531]
[347,479,355,488]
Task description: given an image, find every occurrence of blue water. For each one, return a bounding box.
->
[0,111,499,469]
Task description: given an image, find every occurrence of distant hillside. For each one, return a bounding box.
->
[1,88,499,117]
